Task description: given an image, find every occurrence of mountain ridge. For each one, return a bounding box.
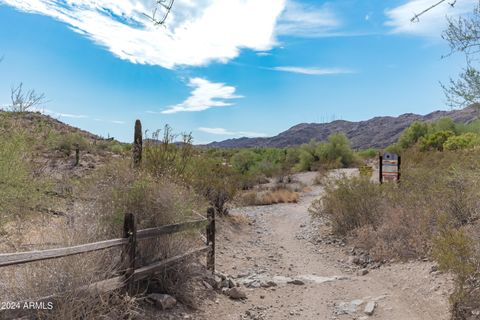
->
[206,106,479,149]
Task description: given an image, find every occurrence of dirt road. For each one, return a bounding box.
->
[197,170,452,320]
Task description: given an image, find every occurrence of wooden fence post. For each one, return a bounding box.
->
[206,207,215,273]
[74,144,80,166]
[378,154,383,184]
[123,213,137,295]
[397,155,401,183]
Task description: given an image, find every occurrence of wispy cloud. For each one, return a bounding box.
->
[276,0,341,37]
[160,77,242,114]
[31,107,88,119]
[385,0,477,36]
[198,127,267,138]
[0,0,285,69]
[111,120,125,124]
[272,66,354,75]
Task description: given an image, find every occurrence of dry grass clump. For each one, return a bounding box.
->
[238,188,299,206]
[260,189,299,205]
[0,226,141,320]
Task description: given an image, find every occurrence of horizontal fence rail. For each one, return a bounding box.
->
[137,219,208,241]
[0,208,216,310]
[0,238,128,267]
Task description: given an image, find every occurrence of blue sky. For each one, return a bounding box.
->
[0,0,475,143]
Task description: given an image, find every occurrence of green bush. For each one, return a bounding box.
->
[230,150,258,174]
[188,157,238,215]
[357,148,378,159]
[0,132,49,224]
[316,133,357,168]
[418,130,455,151]
[443,132,480,150]
[50,132,89,156]
[398,121,430,149]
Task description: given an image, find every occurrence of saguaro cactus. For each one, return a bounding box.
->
[133,120,143,167]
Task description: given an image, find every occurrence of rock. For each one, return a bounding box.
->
[334,300,364,315]
[357,269,369,276]
[147,293,177,310]
[202,280,213,290]
[287,279,305,286]
[364,301,376,316]
[227,287,247,300]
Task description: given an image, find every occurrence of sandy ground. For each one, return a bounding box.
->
[194,170,453,320]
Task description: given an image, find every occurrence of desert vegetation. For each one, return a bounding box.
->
[311,121,480,319]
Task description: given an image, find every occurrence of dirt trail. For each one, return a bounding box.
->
[197,170,452,320]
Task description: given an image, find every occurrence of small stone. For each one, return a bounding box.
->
[147,293,177,310]
[287,279,305,286]
[357,269,369,276]
[364,301,376,316]
[227,287,247,300]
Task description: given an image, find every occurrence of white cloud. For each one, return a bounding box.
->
[385,0,477,36]
[198,127,267,138]
[1,0,285,68]
[276,0,340,37]
[161,77,242,114]
[30,107,88,119]
[272,66,354,75]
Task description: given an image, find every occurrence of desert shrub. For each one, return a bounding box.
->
[259,189,299,205]
[296,144,317,171]
[432,222,480,320]
[444,132,480,150]
[353,207,432,260]
[418,130,455,151]
[0,131,48,224]
[238,189,299,206]
[143,125,194,179]
[398,121,430,149]
[294,135,357,172]
[87,159,203,238]
[357,148,378,159]
[188,157,238,215]
[432,117,457,133]
[50,132,89,156]
[230,149,258,174]
[310,177,383,236]
[316,133,357,167]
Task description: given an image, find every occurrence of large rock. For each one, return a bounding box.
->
[147,293,177,310]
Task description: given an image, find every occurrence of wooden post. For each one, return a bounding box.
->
[206,207,215,273]
[397,155,401,183]
[74,144,80,166]
[123,213,136,295]
[379,155,383,184]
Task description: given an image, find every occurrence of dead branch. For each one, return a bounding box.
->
[411,0,457,22]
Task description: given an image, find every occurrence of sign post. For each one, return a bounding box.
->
[380,152,400,184]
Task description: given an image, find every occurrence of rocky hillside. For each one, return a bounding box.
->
[207,106,479,149]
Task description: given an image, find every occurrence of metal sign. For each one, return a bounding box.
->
[379,152,401,183]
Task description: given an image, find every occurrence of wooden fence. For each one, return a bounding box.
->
[0,208,215,299]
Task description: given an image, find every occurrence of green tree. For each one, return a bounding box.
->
[398,121,429,149]
[230,149,258,174]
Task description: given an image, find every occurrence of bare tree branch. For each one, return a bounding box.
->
[411,0,457,22]
[144,0,175,26]
[9,83,47,112]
